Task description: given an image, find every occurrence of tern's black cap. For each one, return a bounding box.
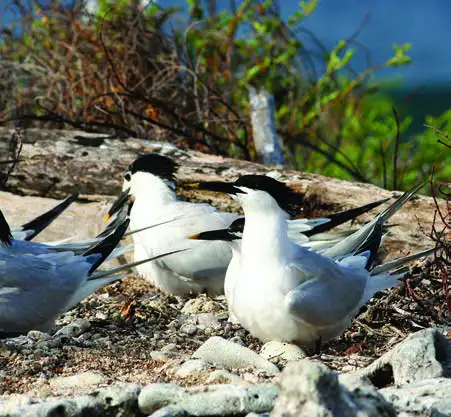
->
[234,175,303,216]
[127,154,179,183]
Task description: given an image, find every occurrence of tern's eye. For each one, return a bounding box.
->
[124,172,131,182]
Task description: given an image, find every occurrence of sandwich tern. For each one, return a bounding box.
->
[191,176,433,346]
[105,154,388,296]
[0,210,185,336]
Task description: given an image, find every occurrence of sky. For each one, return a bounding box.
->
[1,0,450,87]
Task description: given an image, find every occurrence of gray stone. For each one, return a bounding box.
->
[48,371,107,392]
[161,343,179,353]
[138,383,182,414]
[149,405,189,417]
[195,313,221,329]
[180,324,197,336]
[271,359,396,417]
[193,336,279,374]
[181,299,221,315]
[55,319,91,338]
[206,370,243,384]
[150,351,178,363]
[353,328,451,387]
[246,414,270,417]
[259,341,307,362]
[175,360,209,378]
[26,331,51,341]
[0,383,140,417]
[0,395,39,417]
[138,383,278,416]
[380,377,451,417]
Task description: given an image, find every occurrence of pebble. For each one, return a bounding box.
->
[196,313,221,329]
[193,336,279,374]
[27,331,51,341]
[206,370,243,384]
[55,319,91,338]
[229,336,246,346]
[151,351,176,363]
[161,343,179,353]
[182,299,221,315]
[175,360,209,378]
[180,324,197,336]
[260,341,307,362]
[48,371,107,391]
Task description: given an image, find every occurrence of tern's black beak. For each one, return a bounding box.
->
[189,228,240,241]
[189,181,244,195]
[104,188,131,224]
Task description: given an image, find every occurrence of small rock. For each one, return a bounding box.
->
[161,343,179,353]
[55,319,91,338]
[246,413,270,417]
[176,360,209,378]
[149,405,188,417]
[38,383,140,417]
[150,351,175,363]
[193,336,279,374]
[229,336,246,346]
[182,298,221,315]
[196,313,221,329]
[138,383,278,415]
[206,370,243,384]
[271,360,396,417]
[353,328,451,386]
[26,331,51,341]
[380,377,451,416]
[49,371,107,391]
[95,311,108,320]
[260,341,307,362]
[138,383,182,414]
[180,324,197,336]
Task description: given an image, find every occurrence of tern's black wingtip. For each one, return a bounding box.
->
[0,210,13,246]
[84,219,130,274]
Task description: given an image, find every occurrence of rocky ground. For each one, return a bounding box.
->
[0,131,449,416]
[0,262,449,416]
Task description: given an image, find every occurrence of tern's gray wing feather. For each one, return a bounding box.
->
[285,273,366,327]
[285,255,368,327]
[284,245,369,326]
[322,183,424,266]
[0,253,92,334]
[134,201,237,280]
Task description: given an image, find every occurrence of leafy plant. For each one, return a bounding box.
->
[0,0,446,193]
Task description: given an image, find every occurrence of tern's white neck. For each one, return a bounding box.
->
[240,194,291,259]
[129,172,177,227]
[130,172,177,209]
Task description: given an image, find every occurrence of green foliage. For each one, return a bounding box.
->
[1,0,447,193]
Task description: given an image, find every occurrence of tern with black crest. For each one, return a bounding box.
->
[105,154,389,296]
[0,210,185,336]
[192,175,433,346]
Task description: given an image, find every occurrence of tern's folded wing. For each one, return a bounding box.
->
[284,265,367,327]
